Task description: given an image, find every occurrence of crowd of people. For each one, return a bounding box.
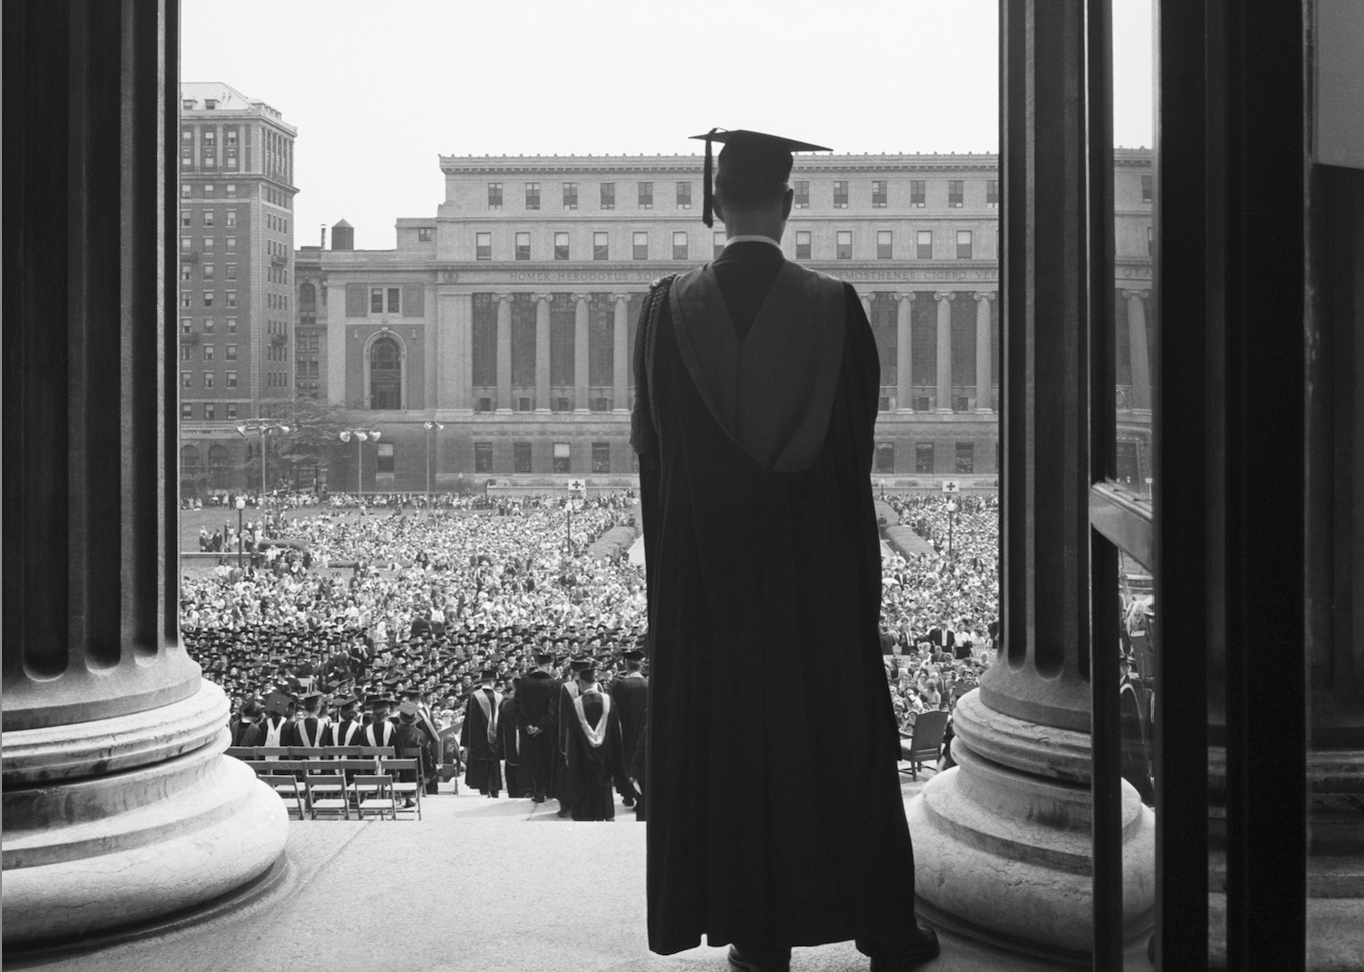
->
[182,489,1008,797]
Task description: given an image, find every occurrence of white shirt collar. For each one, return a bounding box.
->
[723,234,783,252]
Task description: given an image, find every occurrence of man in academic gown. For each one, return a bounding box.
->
[285,692,329,749]
[496,677,524,798]
[324,695,364,748]
[563,663,623,822]
[360,696,397,750]
[632,128,940,972]
[514,651,559,803]
[459,669,503,797]
[549,658,589,816]
[609,649,648,814]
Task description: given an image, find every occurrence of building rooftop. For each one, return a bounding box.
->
[180,82,293,129]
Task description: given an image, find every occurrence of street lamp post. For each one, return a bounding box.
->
[339,429,381,497]
[236,421,291,535]
[423,420,445,511]
[946,499,958,558]
[235,496,246,569]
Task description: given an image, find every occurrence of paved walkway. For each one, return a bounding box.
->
[8,770,1151,972]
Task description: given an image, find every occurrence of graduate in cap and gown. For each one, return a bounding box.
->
[459,669,503,797]
[286,692,330,748]
[609,649,648,813]
[563,662,623,822]
[550,657,590,816]
[632,128,939,971]
[514,650,560,803]
[324,695,365,748]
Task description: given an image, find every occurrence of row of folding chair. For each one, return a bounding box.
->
[251,756,424,821]
[227,746,396,760]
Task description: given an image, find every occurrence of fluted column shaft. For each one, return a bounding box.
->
[1125,290,1152,411]
[573,293,590,412]
[935,291,954,412]
[437,289,472,411]
[896,293,914,412]
[975,292,995,413]
[535,294,551,412]
[612,294,630,412]
[495,293,512,413]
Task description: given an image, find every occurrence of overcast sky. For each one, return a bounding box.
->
[183,0,1152,251]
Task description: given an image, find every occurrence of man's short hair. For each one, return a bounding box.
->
[714,171,787,212]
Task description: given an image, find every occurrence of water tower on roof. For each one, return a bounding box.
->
[331,218,354,251]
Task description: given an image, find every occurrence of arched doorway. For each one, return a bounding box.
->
[180,444,202,498]
[370,335,401,409]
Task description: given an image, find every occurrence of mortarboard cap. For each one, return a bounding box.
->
[263,690,292,717]
[690,128,832,228]
[622,649,645,662]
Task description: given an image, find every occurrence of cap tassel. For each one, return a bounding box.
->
[702,127,717,228]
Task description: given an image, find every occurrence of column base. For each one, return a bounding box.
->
[935,408,955,415]
[975,407,995,414]
[2,681,288,946]
[906,691,1155,959]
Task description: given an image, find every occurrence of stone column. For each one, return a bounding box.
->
[327,282,348,405]
[896,292,914,412]
[975,291,996,412]
[1125,290,1152,411]
[860,294,872,319]
[905,5,1154,962]
[437,285,472,411]
[2,1,286,946]
[613,294,630,412]
[495,293,512,413]
[573,293,590,413]
[935,291,955,412]
[534,293,552,413]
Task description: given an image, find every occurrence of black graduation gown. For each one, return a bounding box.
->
[564,688,622,822]
[609,674,648,801]
[496,696,523,797]
[515,670,558,799]
[548,680,580,806]
[459,688,503,795]
[634,244,917,954]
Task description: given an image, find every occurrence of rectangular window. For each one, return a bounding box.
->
[563,182,578,210]
[371,288,383,313]
[225,290,238,308]
[638,182,652,208]
[202,210,214,227]
[714,231,726,258]
[225,343,237,360]
[225,263,236,280]
[592,441,611,473]
[1141,174,1153,203]
[488,182,503,209]
[225,184,235,197]
[226,403,237,420]
[672,231,688,260]
[202,263,215,281]
[180,346,192,361]
[593,232,609,260]
[600,182,615,209]
[956,230,973,259]
[376,443,394,475]
[833,181,849,208]
[203,290,214,307]
[180,264,192,281]
[225,370,237,388]
[203,318,214,334]
[836,230,852,260]
[525,182,540,210]
[872,180,888,207]
[915,441,935,473]
[794,181,809,208]
[515,232,531,261]
[181,371,191,388]
[633,232,648,260]
[476,232,492,261]
[877,230,893,260]
[181,317,192,333]
[418,227,433,242]
[181,209,192,227]
[676,182,692,209]
[225,237,236,252]
[227,317,237,333]
[225,210,237,226]
[387,287,400,313]
[876,442,895,473]
[955,442,974,474]
[948,180,964,207]
[181,236,192,252]
[552,442,570,474]
[474,442,493,473]
[514,442,532,474]
[910,180,926,207]
[203,344,214,361]
[181,402,193,421]
[203,372,214,388]
[181,184,191,198]
[202,237,213,251]
[204,402,215,420]
[795,230,811,260]
[986,180,999,207]
[917,230,933,259]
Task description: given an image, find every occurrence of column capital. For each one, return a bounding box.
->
[492,292,514,303]
[611,292,632,303]
[893,291,917,302]
[1123,288,1151,301]
[533,292,554,303]
[974,291,998,302]
[933,291,957,302]
[571,292,592,304]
